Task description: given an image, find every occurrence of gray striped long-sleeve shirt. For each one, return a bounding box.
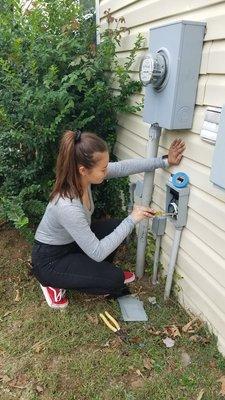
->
[34,156,168,262]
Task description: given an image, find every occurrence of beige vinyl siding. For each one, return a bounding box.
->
[99,0,225,356]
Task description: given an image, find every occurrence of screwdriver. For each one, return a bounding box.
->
[154,211,176,217]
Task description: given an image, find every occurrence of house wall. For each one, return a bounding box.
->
[98,0,225,356]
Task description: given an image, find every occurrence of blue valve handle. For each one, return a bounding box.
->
[172,172,189,188]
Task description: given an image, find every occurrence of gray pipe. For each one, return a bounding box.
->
[164,228,183,300]
[135,124,162,278]
[152,234,162,285]
[126,182,137,244]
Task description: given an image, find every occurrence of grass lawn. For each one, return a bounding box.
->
[0,226,225,400]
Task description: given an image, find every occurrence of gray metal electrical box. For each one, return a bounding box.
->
[210,104,225,190]
[143,20,206,129]
[152,216,167,236]
[165,180,190,229]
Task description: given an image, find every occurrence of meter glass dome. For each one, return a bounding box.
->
[139,54,154,86]
[139,52,167,89]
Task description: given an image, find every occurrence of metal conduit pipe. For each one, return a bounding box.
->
[126,182,137,245]
[152,234,162,285]
[164,227,183,300]
[135,123,162,278]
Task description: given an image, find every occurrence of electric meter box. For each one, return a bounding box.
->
[143,20,206,130]
[165,181,190,228]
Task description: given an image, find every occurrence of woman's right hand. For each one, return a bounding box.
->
[130,204,156,224]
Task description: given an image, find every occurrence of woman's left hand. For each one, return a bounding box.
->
[168,138,186,166]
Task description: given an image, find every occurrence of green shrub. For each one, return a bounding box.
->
[0,0,143,238]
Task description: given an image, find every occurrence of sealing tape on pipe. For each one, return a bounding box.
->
[172,172,189,188]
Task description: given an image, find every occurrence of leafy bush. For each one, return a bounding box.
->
[0,0,143,238]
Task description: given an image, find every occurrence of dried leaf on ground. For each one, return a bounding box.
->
[133,285,146,297]
[1,375,12,383]
[2,311,12,318]
[182,316,200,333]
[14,289,20,302]
[148,296,157,305]
[180,351,191,367]
[162,337,175,348]
[84,295,107,302]
[130,336,142,344]
[33,342,45,353]
[36,385,44,393]
[218,376,225,397]
[143,357,153,370]
[189,335,210,345]
[87,314,99,325]
[164,325,181,338]
[102,337,123,349]
[9,373,29,389]
[135,369,144,378]
[131,377,144,389]
[111,337,123,348]
[209,359,217,368]
[196,389,205,400]
[148,327,161,336]
[9,382,27,389]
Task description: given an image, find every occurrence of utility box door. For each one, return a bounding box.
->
[143,21,206,130]
[210,104,225,190]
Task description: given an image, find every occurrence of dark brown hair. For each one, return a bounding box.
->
[50,130,108,202]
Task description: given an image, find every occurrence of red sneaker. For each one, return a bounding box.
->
[40,285,69,309]
[124,271,136,284]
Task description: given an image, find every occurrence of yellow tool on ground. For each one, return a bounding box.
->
[99,311,129,343]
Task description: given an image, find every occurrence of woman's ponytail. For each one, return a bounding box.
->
[49,130,108,202]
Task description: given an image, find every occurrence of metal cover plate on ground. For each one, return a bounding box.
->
[117,295,148,322]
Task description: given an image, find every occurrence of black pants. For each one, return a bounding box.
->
[31,218,130,298]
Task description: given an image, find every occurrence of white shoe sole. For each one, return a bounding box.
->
[40,285,68,309]
[124,274,136,284]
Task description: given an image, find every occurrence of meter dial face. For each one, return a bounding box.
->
[139,55,154,86]
[139,50,168,89]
